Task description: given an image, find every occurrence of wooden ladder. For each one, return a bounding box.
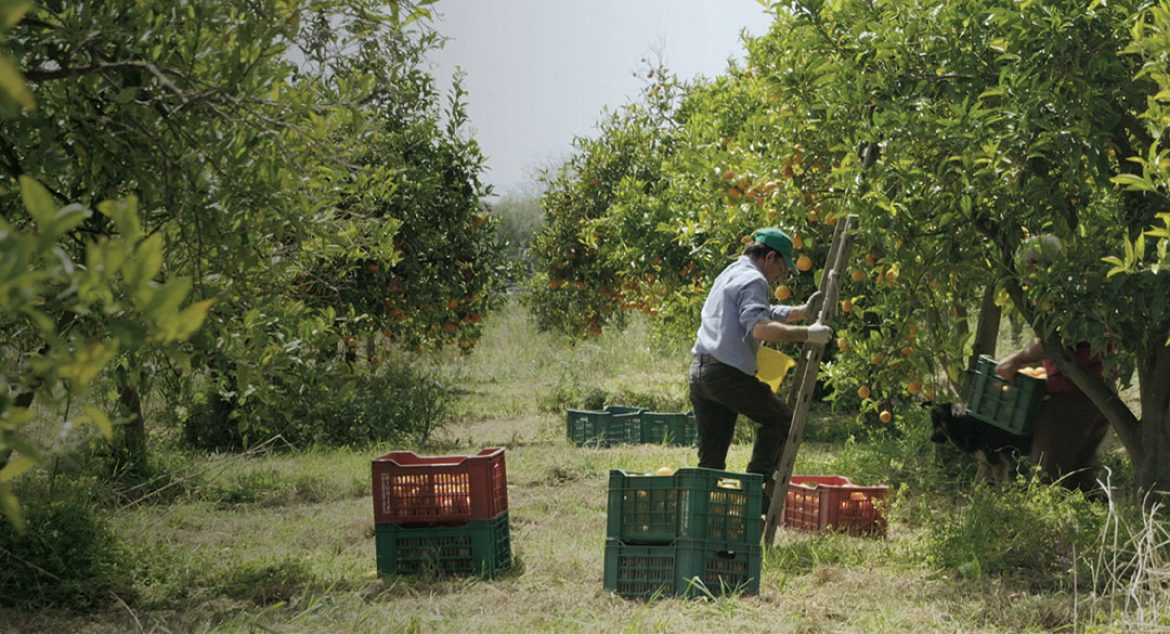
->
[762,214,858,546]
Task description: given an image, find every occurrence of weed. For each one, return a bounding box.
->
[0,477,133,609]
[926,480,1108,589]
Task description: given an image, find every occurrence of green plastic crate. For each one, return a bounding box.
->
[963,355,1046,436]
[607,468,762,545]
[566,405,643,446]
[639,411,697,446]
[375,512,511,578]
[603,538,761,598]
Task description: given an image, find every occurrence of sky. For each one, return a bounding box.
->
[425,1,776,198]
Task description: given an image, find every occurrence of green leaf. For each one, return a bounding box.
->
[0,454,36,483]
[124,233,164,294]
[0,482,25,534]
[140,276,191,322]
[167,299,214,340]
[19,175,56,226]
[0,55,34,111]
[52,203,90,236]
[83,405,113,441]
[1110,173,1154,191]
[96,197,141,238]
[56,342,118,385]
[0,0,31,27]
[112,86,139,105]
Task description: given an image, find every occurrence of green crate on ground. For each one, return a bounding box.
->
[607,468,762,545]
[566,405,643,446]
[963,355,1046,436]
[603,538,761,598]
[639,411,697,446]
[375,512,511,578]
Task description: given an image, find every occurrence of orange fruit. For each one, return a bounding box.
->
[793,233,804,249]
[907,380,923,396]
[850,269,865,282]
[871,352,886,365]
[836,337,849,352]
[901,345,915,357]
[858,386,871,399]
[841,298,854,313]
[879,410,892,424]
[796,255,813,272]
[775,284,792,301]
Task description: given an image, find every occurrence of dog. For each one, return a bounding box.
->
[929,402,1031,484]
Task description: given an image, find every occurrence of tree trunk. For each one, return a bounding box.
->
[970,284,1002,369]
[113,384,147,476]
[1134,341,1170,499]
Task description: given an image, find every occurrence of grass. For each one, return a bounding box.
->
[1,301,1166,633]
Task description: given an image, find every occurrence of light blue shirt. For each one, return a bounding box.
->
[691,256,793,375]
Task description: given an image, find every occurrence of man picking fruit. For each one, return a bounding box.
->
[689,227,831,513]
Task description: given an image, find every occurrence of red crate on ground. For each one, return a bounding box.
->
[372,447,508,525]
[784,475,888,536]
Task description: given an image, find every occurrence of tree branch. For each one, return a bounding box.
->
[23,61,187,101]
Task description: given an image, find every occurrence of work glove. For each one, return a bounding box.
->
[806,323,833,345]
[795,291,823,320]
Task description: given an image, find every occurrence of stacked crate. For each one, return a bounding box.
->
[371,447,511,578]
[603,468,763,598]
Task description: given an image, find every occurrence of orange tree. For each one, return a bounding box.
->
[1,0,504,463]
[530,0,1170,494]
[746,0,1170,494]
[525,63,680,337]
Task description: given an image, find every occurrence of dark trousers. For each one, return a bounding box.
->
[688,354,793,479]
[1030,391,1110,495]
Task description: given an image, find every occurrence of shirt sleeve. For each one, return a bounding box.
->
[736,278,774,336]
[769,304,794,323]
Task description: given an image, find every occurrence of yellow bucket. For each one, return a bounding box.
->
[756,347,796,393]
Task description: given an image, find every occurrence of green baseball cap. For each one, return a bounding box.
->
[752,227,797,272]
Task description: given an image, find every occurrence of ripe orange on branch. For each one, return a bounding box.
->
[796,255,813,272]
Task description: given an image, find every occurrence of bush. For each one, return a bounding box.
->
[926,481,1108,589]
[0,477,132,609]
[181,360,451,451]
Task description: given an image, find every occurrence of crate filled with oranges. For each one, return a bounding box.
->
[783,475,888,536]
[603,467,763,598]
[371,447,511,577]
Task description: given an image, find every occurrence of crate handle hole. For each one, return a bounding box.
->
[716,478,743,491]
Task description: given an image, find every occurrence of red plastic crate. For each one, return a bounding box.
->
[783,475,888,536]
[372,448,508,525]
